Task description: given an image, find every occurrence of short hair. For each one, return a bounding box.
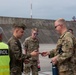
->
[31,28,38,32]
[12,23,27,30]
[55,18,66,25]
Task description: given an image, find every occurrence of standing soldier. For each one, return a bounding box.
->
[23,28,39,75]
[0,27,10,75]
[41,18,76,75]
[7,23,39,75]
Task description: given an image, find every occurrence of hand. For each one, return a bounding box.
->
[30,50,39,56]
[24,59,29,64]
[40,51,50,57]
[51,56,58,65]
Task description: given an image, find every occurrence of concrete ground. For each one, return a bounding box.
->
[22,44,56,75]
[22,71,52,75]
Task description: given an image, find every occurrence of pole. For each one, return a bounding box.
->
[30,0,32,19]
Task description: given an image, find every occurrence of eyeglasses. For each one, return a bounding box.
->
[55,25,61,28]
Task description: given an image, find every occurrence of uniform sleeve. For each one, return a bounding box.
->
[49,49,56,58]
[23,39,28,50]
[21,54,31,60]
[9,40,32,60]
[9,40,21,60]
[57,37,74,64]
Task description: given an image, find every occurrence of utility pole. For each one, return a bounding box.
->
[30,0,32,19]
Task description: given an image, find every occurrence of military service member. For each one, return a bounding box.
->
[23,28,39,75]
[41,18,76,75]
[68,28,73,34]
[8,23,39,75]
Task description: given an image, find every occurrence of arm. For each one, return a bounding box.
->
[56,36,74,64]
[8,40,22,60]
[41,49,55,58]
[49,49,56,58]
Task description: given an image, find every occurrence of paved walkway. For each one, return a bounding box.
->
[22,71,52,75]
[39,71,52,75]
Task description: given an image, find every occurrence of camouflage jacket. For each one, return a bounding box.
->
[23,36,39,61]
[7,36,31,70]
[49,31,75,72]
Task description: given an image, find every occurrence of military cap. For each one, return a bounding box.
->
[12,23,27,30]
[0,27,3,34]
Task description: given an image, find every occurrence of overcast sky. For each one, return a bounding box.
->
[0,0,76,21]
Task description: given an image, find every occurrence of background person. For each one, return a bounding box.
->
[7,23,38,75]
[0,27,10,75]
[41,18,76,75]
[68,28,73,34]
[23,28,39,75]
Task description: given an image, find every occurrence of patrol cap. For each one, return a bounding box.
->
[12,23,27,30]
[0,27,3,34]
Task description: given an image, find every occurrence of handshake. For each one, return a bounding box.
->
[39,51,50,56]
[30,50,50,57]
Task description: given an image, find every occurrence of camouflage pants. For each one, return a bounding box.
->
[73,68,76,75]
[71,64,76,75]
[10,66,22,75]
[59,70,74,75]
[24,62,38,75]
[73,65,76,75]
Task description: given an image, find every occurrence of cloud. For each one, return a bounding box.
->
[0,0,76,20]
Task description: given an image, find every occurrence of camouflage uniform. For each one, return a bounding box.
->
[23,36,39,75]
[8,36,31,75]
[72,37,76,75]
[49,31,75,75]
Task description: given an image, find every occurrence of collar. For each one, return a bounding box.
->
[59,31,67,39]
[13,35,19,41]
[30,36,37,41]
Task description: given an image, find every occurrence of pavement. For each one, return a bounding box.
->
[22,71,52,75]
[38,71,52,75]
